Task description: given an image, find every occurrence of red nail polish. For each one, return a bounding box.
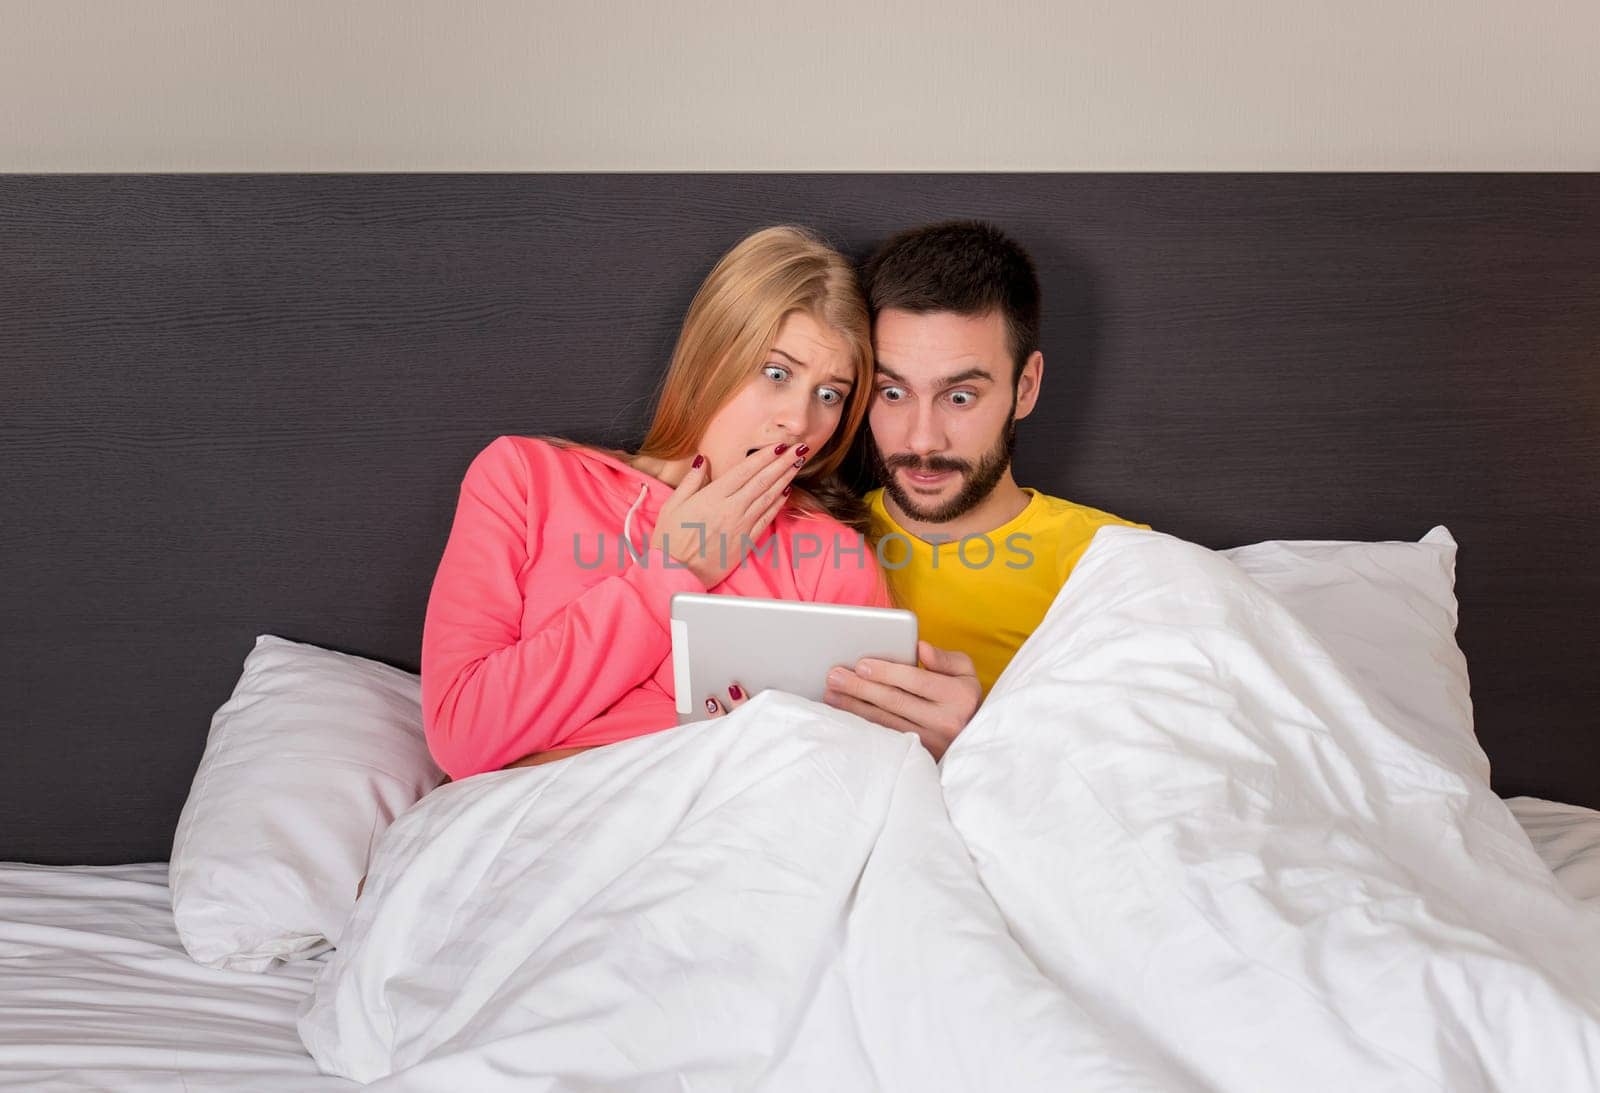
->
[774,443,789,455]
[728,683,744,701]
[782,485,791,496]
[704,697,718,714]
[795,444,810,457]
[692,454,705,469]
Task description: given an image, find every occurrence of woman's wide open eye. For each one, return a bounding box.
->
[817,386,843,406]
[763,364,789,383]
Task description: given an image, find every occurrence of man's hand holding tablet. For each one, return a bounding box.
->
[821,641,983,761]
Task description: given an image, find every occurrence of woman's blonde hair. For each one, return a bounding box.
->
[634,226,874,528]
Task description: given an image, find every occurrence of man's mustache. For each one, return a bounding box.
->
[882,453,970,475]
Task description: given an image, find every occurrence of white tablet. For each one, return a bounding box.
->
[670,593,918,723]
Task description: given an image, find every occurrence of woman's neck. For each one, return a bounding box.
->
[628,453,688,487]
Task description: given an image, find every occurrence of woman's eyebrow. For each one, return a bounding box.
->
[771,347,853,388]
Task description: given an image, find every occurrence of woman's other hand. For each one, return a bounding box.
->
[703,680,750,718]
[651,444,807,587]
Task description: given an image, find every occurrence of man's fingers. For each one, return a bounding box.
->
[822,688,922,735]
[915,640,977,678]
[826,665,939,727]
[853,657,963,700]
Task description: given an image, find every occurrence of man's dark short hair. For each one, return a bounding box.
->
[862,220,1041,386]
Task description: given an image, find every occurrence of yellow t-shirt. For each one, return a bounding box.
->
[866,487,1147,695]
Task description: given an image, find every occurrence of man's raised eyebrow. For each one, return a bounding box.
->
[874,363,995,387]
[771,347,853,389]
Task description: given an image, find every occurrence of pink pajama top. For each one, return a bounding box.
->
[421,436,891,779]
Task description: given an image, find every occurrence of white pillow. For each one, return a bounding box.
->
[1219,525,1486,783]
[170,635,442,971]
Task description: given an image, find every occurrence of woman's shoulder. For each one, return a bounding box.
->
[773,506,886,605]
[464,435,594,484]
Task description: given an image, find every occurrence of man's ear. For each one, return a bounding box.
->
[1013,351,1044,420]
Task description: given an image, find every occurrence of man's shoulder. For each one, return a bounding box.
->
[1011,491,1146,588]
[1025,490,1148,534]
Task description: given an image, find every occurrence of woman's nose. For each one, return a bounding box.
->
[773,394,810,437]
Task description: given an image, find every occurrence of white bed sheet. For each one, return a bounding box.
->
[0,861,354,1092]
[1,799,1596,1091]
[1508,796,1600,904]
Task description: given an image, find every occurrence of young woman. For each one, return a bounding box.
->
[421,226,892,780]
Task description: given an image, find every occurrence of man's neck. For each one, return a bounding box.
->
[882,472,1032,544]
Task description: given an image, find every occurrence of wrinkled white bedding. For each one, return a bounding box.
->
[0,862,352,1092]
[943,528,1600,1092]
[4,799,1596,1091]
[301,529,1600,1092]
[1507,796,1600,905]
[299,696,1191,1092]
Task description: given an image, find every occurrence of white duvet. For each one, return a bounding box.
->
[300,529,1600,1091]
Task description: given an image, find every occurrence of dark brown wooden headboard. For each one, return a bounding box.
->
[3,174,1597,863]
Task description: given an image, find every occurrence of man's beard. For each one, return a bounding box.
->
[873,405,1017,525]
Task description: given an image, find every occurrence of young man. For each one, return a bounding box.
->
[822,221,1145,759]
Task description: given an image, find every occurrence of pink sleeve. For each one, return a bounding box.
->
[420,438,705,779]
[807,525,895,608]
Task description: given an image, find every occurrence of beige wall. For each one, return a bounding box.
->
[4,0,1597,171]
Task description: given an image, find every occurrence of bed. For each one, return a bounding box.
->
[4,174,1599,1090]
[2,799,1597,1091]
[0,862,351,1092]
